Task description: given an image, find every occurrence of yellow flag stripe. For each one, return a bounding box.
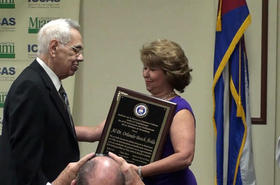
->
[230,77,247,185]
[216,0,223,31]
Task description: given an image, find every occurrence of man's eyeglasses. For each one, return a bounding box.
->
[63,44,83,56]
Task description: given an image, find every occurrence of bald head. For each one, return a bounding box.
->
[75,156,125,185]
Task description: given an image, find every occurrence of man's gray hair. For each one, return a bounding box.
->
[37,18,80,55]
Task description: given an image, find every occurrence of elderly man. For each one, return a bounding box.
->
[0,18,96,185]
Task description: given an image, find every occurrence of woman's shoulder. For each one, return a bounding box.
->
[172,96,194,114]
[172,96,192,108]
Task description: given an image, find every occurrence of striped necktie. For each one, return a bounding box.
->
[59,85,76,136]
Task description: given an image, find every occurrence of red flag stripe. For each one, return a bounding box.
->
[222,0,246,15]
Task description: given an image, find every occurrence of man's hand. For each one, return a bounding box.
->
[52,153,95,185]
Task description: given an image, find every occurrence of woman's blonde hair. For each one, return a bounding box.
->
[140,39,192,93]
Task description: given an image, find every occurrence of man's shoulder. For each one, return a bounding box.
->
[15,60,43,82]
[7,61,46,96]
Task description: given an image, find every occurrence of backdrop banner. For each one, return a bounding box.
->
[0,0,81,135]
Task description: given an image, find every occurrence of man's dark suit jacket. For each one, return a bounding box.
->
[0,60,80,185]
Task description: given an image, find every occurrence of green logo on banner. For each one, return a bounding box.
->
[0,42,15,58]
[0,0,15,8]
[0,92,6,108]
[28,17,53,33]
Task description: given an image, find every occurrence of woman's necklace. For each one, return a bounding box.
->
[161,91,177,100]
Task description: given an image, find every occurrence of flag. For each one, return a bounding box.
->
[212,0,256,185]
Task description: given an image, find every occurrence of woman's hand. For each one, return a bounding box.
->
[109,152,145,185]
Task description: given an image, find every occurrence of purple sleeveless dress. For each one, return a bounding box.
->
[143,96,197,185]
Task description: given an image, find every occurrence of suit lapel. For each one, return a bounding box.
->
[50,90,77,137]
[29,60,77,141]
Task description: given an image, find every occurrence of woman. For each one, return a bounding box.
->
[138,39,196,185]
[75,39,196,185]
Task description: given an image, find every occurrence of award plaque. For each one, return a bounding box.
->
[96,87,176,166]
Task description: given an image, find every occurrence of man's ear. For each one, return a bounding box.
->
[49,40,59,57]
[71,179,77,185]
